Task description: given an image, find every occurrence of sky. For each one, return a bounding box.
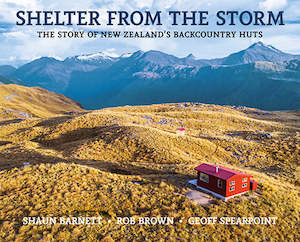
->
[0,0,300,66]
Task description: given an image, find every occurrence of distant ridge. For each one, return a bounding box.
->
[2,42,300,110]
[0,65,16,77]
[219,42,300,65]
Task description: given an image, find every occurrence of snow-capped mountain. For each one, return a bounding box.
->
[6,42,300,110]
[65,52,120,65]
[218,42,300,65]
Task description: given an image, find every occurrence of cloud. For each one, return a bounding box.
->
[259,0,287,10]
[0,23,13,33]
[0,0,299,66]
[1,26,94,62]
[102,48,119,57]
[0,0,41,22]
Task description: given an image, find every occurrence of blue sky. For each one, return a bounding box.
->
[0,0,299,66]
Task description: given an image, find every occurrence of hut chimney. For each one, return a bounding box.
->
[216,166,219,173]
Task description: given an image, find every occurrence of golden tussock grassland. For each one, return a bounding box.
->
[0,85,299,241]
[0,163,298,241]
[0,84,83,120]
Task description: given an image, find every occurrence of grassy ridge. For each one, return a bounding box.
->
[0,84,83,120]
[0,102,299,240]
[1,103,298,183]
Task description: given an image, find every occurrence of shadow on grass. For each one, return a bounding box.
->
[34,116,74,128]
[31,124,129,148]
[0,148,195,190]
[33,112,89,128]
[0,119,24,126]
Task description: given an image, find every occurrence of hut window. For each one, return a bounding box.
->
[242,178,248,183]
[200,172,209,183]
[229,186,235,191]
[229,181,235,186]
[217,179,222,188]
[242,183,247,188]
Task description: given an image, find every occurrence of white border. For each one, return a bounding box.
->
[188,179,248,201]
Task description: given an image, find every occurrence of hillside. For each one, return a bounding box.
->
[0,84,83,120]
[72,61,300,110]
[0,75,10,84]
[0,102,299,240]
[0,75,23,85]
[0,65,16,77]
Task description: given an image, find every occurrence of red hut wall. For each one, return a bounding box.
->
[250,180,258,191]
[197,172,226,197]
[226,175,252,197]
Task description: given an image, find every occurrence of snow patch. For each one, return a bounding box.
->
[266,45,281,53]
[132,71,160,79]
[120,53,133,58]
[77,53,113,61]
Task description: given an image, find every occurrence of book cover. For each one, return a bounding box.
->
[0,0,299,241]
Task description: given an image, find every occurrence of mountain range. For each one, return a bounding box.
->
[1,41,300,110]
